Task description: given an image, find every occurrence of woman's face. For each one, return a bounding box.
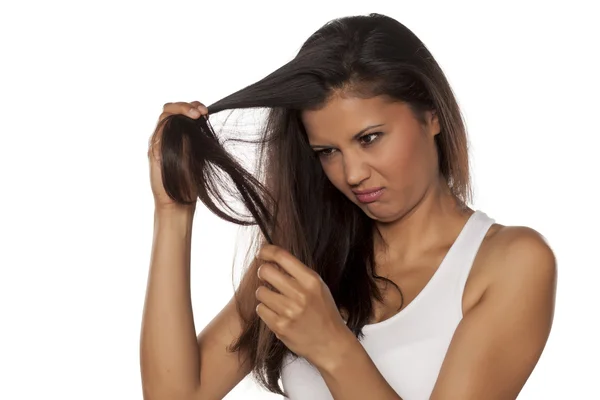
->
[301,94,440,222]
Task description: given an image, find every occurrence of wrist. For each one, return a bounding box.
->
[313,328,360,374]
[154,202,196,217]
[154,204,196,228]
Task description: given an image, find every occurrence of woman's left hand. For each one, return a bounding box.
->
[255,244,353,367]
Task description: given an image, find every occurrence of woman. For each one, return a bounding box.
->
[140,13,556,400]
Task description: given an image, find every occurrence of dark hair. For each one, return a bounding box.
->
[151,12,471,396]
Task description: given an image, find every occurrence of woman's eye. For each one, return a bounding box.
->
[316,148,336,158]
[360,132,381,145]
[315,132,382,159]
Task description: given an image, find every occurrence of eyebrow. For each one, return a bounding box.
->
[309,124,385,149]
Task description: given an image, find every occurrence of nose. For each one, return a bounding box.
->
[343,152,371,187]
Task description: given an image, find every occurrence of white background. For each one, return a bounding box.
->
[1,0,598,399]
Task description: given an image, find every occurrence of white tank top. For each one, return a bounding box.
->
[280,210,496,400]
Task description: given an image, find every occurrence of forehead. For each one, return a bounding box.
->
[301,95,410,140]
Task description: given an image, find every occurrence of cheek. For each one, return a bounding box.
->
[379,140,414,175]
[380,146,412,171]
[378,135,430,187]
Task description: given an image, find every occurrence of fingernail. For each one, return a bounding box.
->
[189,109,200,116]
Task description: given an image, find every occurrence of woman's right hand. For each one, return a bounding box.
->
[148,101,209,211]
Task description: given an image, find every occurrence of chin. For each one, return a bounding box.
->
[360,205,398,223]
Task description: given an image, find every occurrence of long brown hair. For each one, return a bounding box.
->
[151,13,471,396]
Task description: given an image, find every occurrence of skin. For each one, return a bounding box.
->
[252,92,556,399]
[302,92,474,273]
[143,99,556,400]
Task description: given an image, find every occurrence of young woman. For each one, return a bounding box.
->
[140,13,556,400]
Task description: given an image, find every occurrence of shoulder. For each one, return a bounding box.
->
[430,224,557,399]
[483,224,557,298]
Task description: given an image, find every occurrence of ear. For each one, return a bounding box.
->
[428,110,441,137]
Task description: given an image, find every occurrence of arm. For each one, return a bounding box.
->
[314,226,556,400]
[140,208,202,399]
[139,208,253,400]
[316,332,403,400]
[428,226,556,399]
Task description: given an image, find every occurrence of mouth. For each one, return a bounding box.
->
[354,188,385,204]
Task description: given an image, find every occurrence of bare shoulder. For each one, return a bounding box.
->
[481,224,557,295]
[464,223,557,315]
[432,224,557,399]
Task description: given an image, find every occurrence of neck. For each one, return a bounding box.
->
[373,176,472,268]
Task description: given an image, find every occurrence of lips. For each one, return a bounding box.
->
[352,187,381,195]
[354,188,384,204]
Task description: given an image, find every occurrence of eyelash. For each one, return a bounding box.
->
[315,132,382,158]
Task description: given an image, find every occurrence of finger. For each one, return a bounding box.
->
[258,262,302,299]
[256,285,291,317]
[164,101,203,119]
[157,111,173,124]
[189,101,209,115]
[256,302,279,332]
[258,245,318,286]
